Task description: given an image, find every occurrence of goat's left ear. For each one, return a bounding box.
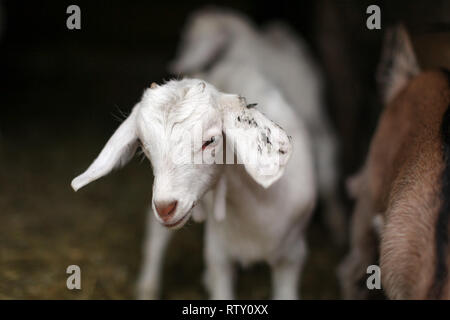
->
[220,94,292,188]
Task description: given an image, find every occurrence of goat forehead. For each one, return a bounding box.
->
[139,100,216,132]
[137,103,220,152]
[142,82,214,113]
[139,89,219,128]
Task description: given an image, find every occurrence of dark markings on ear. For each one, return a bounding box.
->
[261,132,272,145]
[233,107,291,164]
[235,110,259,128]
[271,119,285,132]
[429,71,450,299]
[260,132,271,145]
[257,126,275,155]
[246,103,258,109]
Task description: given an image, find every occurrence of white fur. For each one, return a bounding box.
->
[200,71,316,299]
[137,10,322,300]
[171,8,346,244]
[72,78,315,299]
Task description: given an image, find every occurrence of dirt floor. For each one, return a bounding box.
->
[0,127,345,299]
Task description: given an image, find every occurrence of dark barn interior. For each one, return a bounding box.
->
[0,0,449,299]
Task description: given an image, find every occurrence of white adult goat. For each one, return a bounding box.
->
[72,78,316,299]
[171,8,345,244]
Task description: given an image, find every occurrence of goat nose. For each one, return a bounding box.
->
[154,200,178,221]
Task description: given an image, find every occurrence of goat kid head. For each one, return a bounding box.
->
[71,79,292,229]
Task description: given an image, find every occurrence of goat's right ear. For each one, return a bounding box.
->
[377,24,420,105]
[71,106,140,191]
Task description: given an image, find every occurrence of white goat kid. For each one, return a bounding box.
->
[170,9,345,244]
[72,79,315,300]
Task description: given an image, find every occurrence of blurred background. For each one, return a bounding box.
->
[0,0,449,299]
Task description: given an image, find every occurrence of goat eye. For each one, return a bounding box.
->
[202,136,216,150]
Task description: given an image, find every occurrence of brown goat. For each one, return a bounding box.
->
[339,25,450,299]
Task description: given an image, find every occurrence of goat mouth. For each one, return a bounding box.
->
[163,212,190,229]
